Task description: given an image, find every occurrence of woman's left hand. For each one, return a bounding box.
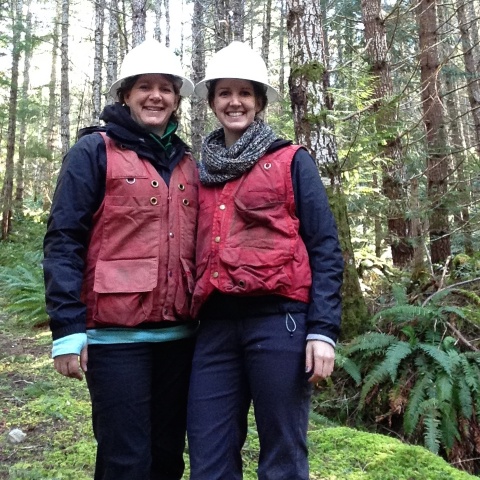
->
[305,340,335,383]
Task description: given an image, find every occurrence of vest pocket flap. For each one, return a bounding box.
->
[94,258,158,293]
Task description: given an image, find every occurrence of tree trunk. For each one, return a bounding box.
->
[215,0,229,49]
[231,0,244,41]
[190,0,207,158]
[361,0,413,266]
[92,0,105,124]
[131,0,146,46]
[60,0,70,155]
[15,1,32,213]
[456,0,480,158]
[154,0,162,42]
[261,0,272,66]
[287,0,368,339]
[417,0,451,265]
[164,0,170,46]
[106,0,119,105]
[279,0,286,98]
[2,0,23,240]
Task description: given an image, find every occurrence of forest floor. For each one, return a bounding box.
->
[0,312,477,480]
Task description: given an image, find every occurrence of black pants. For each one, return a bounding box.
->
[86,338,195,480]
[187,312,311,480]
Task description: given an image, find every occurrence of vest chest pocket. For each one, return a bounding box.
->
[93,258,158,327]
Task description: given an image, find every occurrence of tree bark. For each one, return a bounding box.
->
[287,0,368,339]
[417,0,451,265]
[15,1,32,212]
[92,0,105,124]
[60,0,70,155]
[106,0,119,105]
[361,0,413,266]
[131,0,146,46]
[261,0,272,66]
[1,0,23,240]
[190,0,207,158]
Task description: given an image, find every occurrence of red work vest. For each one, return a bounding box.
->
[192,145,312,317]
[82,133,199,328]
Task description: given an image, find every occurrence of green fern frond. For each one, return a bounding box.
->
[404,373,432,434]
[343,332,396,356]
[440,407,460,450]
[459,356,480,393]
[383,341,412,381]
[372,304,435,324]
[334,352,362,385]
[391,284,408,305]
[454,374,473,419]
[356,341,412,409]
[417,344,452,375]
[439,305,468,321]
[420,399,442,454]
[434,373,453,404]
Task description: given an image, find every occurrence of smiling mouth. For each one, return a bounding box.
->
[227,112,244,117]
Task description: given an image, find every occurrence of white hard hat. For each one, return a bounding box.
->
[109,39,194,99]
[194,41,279,102]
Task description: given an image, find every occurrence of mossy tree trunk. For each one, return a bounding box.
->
[286,0,368,339]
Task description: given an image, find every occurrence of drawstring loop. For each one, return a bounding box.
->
[285,313,297,338]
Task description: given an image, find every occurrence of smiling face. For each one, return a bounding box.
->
[124,73,180,136]
[210,79,263,147]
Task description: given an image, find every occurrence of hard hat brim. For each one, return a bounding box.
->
[109,74,194,101]
[194,77,279,103]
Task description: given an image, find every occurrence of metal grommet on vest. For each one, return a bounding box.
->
[151,180,159,188]
[150,197,158,205]
[126,178,136,184]
[264,163,272,170]
[178,184,185,191]
[183,199,190,206]
[238,280,246,288]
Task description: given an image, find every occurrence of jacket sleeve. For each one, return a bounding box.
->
[291,148,344,343]
[43,134,107,341]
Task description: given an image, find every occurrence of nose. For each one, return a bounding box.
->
[149,88,162,101]
[229,94,241,106]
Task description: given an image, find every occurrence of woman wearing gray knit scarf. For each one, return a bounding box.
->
[187,41,344,480]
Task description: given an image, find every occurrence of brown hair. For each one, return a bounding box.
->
[116,74,183,124]
[206,79,268,116]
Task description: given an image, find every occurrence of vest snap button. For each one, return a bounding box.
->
[178,184,185,191]
[212,272,219,278]
[150,197,158,205]
[183,198,190,206]
[169,232,174,238]
[126,178,136,184]
[214,236,220,243]
[219,204,226,210]
[151,180,159,188]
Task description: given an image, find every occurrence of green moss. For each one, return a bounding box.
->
[308,427,475,479]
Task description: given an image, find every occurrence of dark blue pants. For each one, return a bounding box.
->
[187,312,312,480]
[85,338,195,480]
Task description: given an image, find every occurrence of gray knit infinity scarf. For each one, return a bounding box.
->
[199,120,278,185]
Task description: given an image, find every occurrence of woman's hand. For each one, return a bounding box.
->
[53,346,88,381]
[305,340,335,383]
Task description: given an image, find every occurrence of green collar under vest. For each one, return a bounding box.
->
[149,120,178,153]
